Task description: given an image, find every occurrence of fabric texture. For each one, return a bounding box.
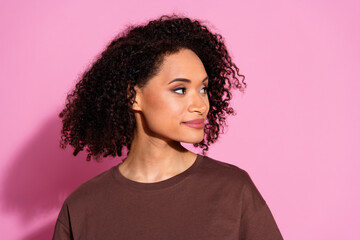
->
[52,154,283,240]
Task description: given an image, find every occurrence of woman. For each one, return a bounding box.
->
[53,15,283,239]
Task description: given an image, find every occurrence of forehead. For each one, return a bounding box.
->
[156,49,207,81]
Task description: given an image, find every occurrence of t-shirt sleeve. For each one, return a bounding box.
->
[239,172,283,240]
[52,201,73,240]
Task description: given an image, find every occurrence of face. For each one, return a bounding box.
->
[132,48,210,144]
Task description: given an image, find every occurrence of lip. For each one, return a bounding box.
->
[182,119,205,129]
[183,119,205,124]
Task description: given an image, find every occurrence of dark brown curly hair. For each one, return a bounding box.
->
[59,14,246,162]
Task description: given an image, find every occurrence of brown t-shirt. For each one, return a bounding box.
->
[52,154,283,240]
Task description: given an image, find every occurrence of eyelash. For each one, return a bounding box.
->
[173,86,209,95]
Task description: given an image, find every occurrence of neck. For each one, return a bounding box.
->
[119,131,197,183]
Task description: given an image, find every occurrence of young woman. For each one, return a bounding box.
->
[53,15,283,240]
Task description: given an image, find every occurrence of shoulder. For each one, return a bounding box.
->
[199,155,266,202]
[55,165,120,227]
[198,156,283,239]
[200,154,253,184]
[64,165,117,206]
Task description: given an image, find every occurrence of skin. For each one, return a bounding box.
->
[118,48,210,183]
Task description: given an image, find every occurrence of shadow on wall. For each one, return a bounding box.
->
[21,222,57,240]
[0,114,126,240]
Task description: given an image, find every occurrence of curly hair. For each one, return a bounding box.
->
[59,14,246,162]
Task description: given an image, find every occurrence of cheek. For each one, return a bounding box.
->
[144,92,185,120]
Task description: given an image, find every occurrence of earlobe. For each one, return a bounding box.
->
[131,100,141,111]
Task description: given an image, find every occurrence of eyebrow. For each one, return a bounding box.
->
[168,76,209,85]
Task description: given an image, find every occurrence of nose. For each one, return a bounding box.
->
[188,92,208,114]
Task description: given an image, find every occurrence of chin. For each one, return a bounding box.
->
[180,135,204,144]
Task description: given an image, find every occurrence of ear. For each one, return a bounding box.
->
[131,85,142,111]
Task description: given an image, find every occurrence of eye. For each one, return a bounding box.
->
[201,86,209,94]
[173,87,186,94]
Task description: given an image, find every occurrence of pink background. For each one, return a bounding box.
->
[1,0,359,239]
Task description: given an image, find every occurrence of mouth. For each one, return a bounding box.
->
[183,119,205,124]
[182,119,205,129]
